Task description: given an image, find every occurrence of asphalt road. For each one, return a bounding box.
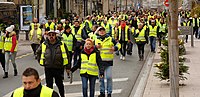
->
[0,43,150,97]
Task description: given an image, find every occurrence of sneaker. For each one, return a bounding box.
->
[122,56,125,61]
[120,55,123,60]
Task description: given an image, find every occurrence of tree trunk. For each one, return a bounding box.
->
[168,0,179,97]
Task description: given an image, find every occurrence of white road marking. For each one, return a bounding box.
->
[65,89,122,97]
[3,77,127,97]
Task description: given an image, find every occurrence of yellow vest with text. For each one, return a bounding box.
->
[45,22,55,30]
[40,42,68,65]
[4,37,18,51]
[135,29,146,42]
[13,86,53,97]
[80,53,99,76]
[29,28,42,41]
[118,26,129,41]
[149,25,158,37]
[62,33,73,51]
[71,27,82,41]
[95,37,120,61]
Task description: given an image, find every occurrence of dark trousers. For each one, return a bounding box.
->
[119,41,128,56]
[45,68,65,97]
[157,33,165,46]
[193,27,199,38]
[136,42,146,56]
[73,49,81,66]
[127,42,133,55]
[149,36,156,52]
[0,50,5,71]
[68,51,73,65]
[31,43,40,55]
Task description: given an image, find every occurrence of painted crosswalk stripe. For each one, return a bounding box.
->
[3,77,127,97]
[65,89,122,97]
[51,78,128,86]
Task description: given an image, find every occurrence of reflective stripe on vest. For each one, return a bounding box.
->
[0,36,4,49]
[72,27,82,41]
[80,53,98,76]
[40,42,68,65]
[29,29,42,41]
[62,34,73,51]
[95,37,114,61]
[149,25,158,37]
[13,86,53,97]
[135,29,146,42]
[159,24,167,33]
[4,37,17,51]
[45,22,55,30]
[192,18,199,27]
[118,26,129,41]
[101,22,110,34]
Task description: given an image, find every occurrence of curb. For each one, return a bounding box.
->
[129,51,155,97]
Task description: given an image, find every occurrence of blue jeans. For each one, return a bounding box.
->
[149,36,156,52]
[99,66,112,94]
[5,51,17,72]
[81,76,97,97]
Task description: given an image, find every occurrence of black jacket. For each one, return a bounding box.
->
[36,38,71,69]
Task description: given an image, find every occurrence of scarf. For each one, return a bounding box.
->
[84,46,94,55]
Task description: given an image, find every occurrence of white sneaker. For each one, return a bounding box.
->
[120,55,123,60]
[122,56,125,61]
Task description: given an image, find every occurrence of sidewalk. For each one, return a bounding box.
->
[143,39,200,97]
[16,33,32,57]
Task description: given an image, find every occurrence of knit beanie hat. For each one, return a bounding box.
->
[6,25,15,32]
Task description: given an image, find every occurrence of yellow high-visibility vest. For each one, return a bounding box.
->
[30,23,40,30]
[85,20,93,33]
[118,26,129,41]
[183,21,191,26]
[45,22,55,30]
[149,25,158,37]
[135,29,146,42]
[0,35,4,49]
[13,85,53,97]
[40,42,68,65]
[62,33,73,51]
[29,28,42,41]
[71,27,82,41]
[80,53,99,76]
[192,18,199,27]
[159,23,167,33]
[95,37,121,61]
[101,22,111,34]
[4,37,18,51]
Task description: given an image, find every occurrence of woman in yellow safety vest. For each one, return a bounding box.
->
[3,25,18,78]
[134,23,148,61]
[71,38,104,97]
